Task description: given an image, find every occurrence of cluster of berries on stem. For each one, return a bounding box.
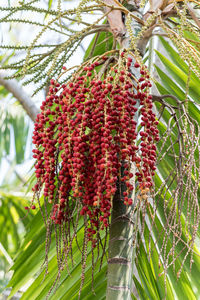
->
[31,51,159,247]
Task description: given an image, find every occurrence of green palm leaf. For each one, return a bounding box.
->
[8,204,107,300]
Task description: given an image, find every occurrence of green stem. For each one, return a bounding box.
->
[106,168,136,300]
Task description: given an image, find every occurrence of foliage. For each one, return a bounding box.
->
[0,0,198,94]
[0,59,34,293]
[0,0,109,94]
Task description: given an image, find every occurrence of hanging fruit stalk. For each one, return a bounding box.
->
[30,50,158,296]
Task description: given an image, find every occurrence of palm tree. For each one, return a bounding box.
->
[0,1,200,299]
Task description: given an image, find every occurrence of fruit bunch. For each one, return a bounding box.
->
[31,52,159,246]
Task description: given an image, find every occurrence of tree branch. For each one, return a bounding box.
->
[151,93,183,106]
[102,0,127,42]
[0,73,39,122]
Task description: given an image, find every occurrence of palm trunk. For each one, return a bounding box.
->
[106,3,149,299]
[106,166,137,300]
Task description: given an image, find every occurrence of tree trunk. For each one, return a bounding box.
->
[106,3,148,299]
[106,165,137,300]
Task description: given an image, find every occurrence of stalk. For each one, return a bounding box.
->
[106,166,137,300]
[106,3,149,299]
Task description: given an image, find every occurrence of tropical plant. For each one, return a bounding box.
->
[0,0,200,299]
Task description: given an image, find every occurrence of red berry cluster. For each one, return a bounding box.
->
[32,53,158,247]
[134,62,159,191]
